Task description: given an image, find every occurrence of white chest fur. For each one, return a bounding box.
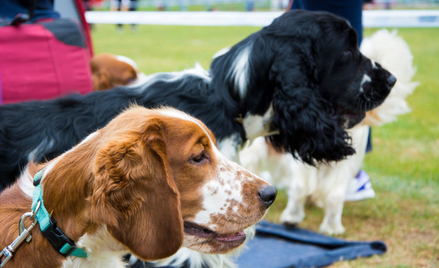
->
[62,226,129,268]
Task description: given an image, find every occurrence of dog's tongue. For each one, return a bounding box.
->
[216,231,246,242]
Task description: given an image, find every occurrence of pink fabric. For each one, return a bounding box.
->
[74,0,94,57]
[0,24,93,104]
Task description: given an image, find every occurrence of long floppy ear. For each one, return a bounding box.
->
[91,120,183,260]
[92,69,112,91]
[267,44,355,165]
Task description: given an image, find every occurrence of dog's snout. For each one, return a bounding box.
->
[258,185,277,208]
[387,75,397,88]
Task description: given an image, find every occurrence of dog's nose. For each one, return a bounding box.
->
[258,185,277,208]
[387,75,397,88]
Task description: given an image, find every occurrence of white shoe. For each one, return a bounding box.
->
[345,170,375,201]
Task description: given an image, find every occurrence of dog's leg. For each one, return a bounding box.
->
[319,127,369,235]
[280,162,313,226]
[318,164,350,235]
[280,189,307,226]
[319,188,346,235]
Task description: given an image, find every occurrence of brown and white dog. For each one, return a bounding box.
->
[240,29,417,235]
[90,53,143,91]
[0,106,276,267]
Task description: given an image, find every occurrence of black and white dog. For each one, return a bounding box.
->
[0,10,394,189]
[0,10,394,266]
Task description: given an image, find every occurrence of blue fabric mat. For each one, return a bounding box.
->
[235,221,386,268]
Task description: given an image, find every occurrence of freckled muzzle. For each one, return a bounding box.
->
[182,159,277,254]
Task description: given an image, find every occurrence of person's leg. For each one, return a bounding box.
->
[129,0,138,32]
[112,0,123,32]
[291,0,303,9]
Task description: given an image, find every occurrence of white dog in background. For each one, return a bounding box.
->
[239,29,419,235]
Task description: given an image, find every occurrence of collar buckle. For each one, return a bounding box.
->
[41,217,78,257]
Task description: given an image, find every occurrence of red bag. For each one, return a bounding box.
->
[0,18,93,104]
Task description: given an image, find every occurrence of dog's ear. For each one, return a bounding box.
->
[91,120,183,261]
[92,69,112,91]
[268,44,355,165]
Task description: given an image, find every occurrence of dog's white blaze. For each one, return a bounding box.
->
[159,109,204,129]
[228,43,253,99]
[360,74,372,93]
[159,109,222,156]
[371,59,377,69]
[361,74,372,85]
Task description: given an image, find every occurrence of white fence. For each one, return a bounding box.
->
[364,10,439,27]
[85,10,439,27]
[94,0,439,10]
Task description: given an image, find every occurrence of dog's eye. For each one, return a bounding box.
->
[191,153,207,164]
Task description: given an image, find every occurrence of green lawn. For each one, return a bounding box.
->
[92,25,439,267]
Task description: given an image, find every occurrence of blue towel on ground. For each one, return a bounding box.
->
[235,221,386,268]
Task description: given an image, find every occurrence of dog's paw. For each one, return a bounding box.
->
[319,222,345,235]
[280,209,304,225]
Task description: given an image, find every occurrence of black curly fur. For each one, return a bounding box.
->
[260,11,392,165]
[264,34,356,164]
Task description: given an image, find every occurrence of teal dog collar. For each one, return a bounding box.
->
[32,170,88,258]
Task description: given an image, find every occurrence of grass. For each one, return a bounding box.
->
[92,24,259,72]
[92,25,439,267]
